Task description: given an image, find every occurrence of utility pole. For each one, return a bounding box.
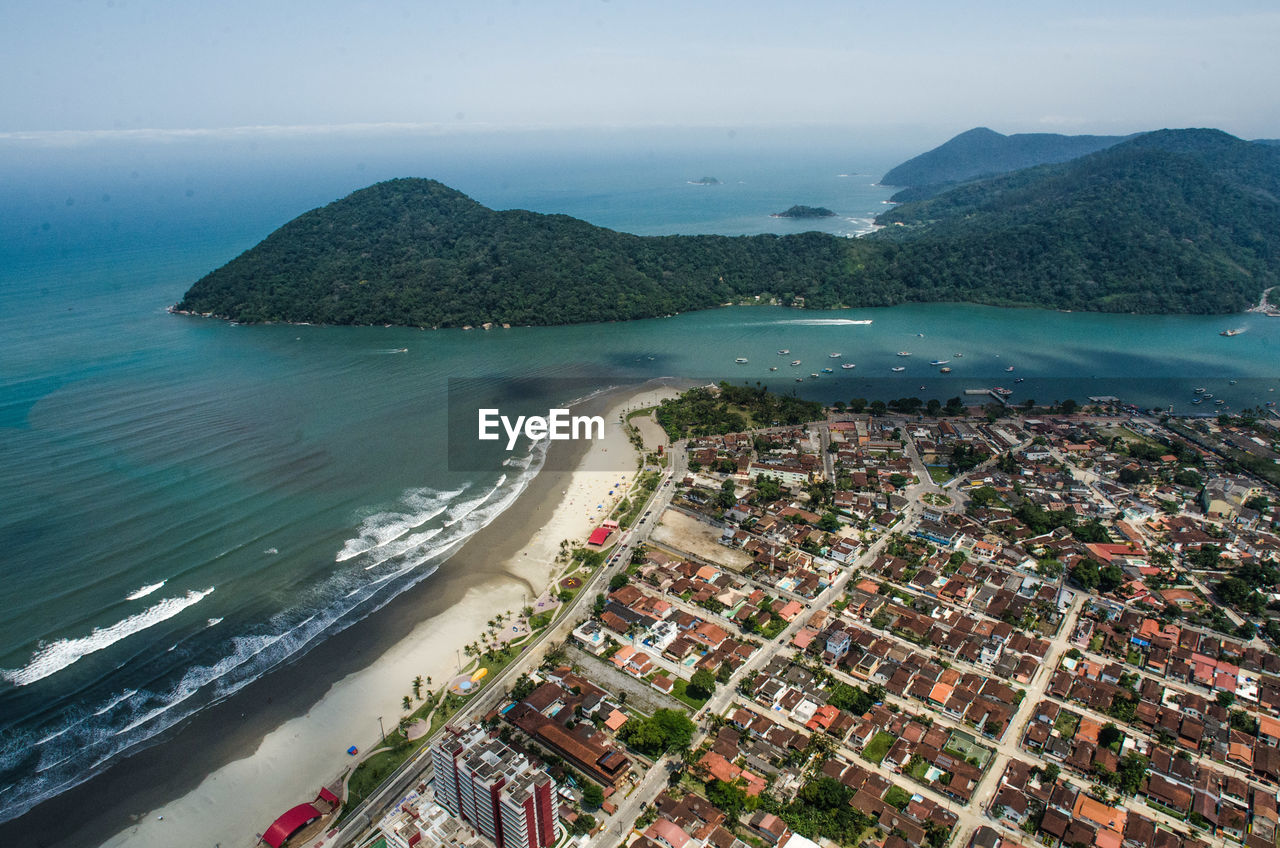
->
[378,715,385,743]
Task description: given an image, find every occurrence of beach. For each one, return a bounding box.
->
[34,383,674,848]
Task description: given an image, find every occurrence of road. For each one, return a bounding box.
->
[324,436,686,848]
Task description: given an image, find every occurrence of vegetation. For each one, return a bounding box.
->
[881,126,1128,189]
[773,205,835,218]
[655,383,823,440]
[178,130,1280,327]
[619,708,697,756]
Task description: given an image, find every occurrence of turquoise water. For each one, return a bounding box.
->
[0,133,1276,823]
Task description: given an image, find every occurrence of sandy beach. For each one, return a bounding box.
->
[62,383,678,848]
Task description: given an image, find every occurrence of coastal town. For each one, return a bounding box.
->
[303,385,1279,848]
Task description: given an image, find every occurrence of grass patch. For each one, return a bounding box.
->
[884,785,912,810]
[927,466,953,485]
[862,731,895,764]
[1054,711,1080,738]
[670,678,711,710]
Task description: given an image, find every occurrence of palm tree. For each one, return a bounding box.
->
[412,675,423,699]
[402,695,413,711]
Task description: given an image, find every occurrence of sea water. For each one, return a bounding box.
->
[0,128,1276,827]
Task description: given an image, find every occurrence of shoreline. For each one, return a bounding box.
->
[1,382,679,848]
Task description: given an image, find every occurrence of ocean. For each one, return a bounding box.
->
[0,128,1277,832]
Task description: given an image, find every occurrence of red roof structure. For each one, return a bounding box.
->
[262,803,322,848]
[587,526,612,546]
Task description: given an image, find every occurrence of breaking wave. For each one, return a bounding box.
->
[0,438,548,826]
[2,588,215,686]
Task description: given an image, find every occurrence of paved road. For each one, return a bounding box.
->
[324,439,686,848]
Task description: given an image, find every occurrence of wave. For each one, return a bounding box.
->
[1,588,215,686]
[124,581,166,601]
[335,485,467,562]
[0,439,550,825]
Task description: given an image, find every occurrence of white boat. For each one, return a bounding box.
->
[1215,399,1226,405]
[795,377,803,382]
[930,359,950,366]
[769,366,778,371]
[842,363,856,370]
[1203,393,1213,399]
[897,351,911,357]
[735,358,748,364]
[891,366,906,372]
[810,373,820,378]
[1005,366,1014,372]
[829,352,842,358]
[791,360,802,366]
[954,353,963,358]
[778,349,790,355]
[1194,387,1206,393]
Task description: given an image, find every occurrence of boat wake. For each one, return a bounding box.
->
[768,318,874,326]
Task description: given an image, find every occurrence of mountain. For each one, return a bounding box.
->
[880,127,1130,188]
[176,129,1279,327]
[873,129,1280,312]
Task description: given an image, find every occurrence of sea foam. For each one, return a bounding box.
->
[1,588,215,686]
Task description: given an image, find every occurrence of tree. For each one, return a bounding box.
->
[688,668,717,700]
[1042,763,1060,784]
[718,478,737,510]
[704,779,747,818]
[609,573,629,591]
[402,695,413,711]
[412,675,423,699]
[581,782,604,810]
[1217,690,1236,708]
[570,814,597,836]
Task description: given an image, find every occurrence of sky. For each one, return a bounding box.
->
[2,0,1279,144]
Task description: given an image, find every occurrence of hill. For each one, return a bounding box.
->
[873,129,1280,313]
[176,129,1280,326]
[880,127,1130,188]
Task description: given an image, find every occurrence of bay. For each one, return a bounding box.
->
[0,130,1276,831]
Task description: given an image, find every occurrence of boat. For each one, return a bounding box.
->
[1192,398,1203,405]
[735,358,748,364]
[1229,379,1238,385]
[795,377,803,382]
[769,366,778,371]
[842,363,856,370]
[1203,393,1213,399]
[829,352,842,358]
[791,360,802,366]
[897,351,912,357]
[891,366,906,372]
[1221,328,1245,336]
[939,367,952,373]
[954,353,963,358]
[394,348,408,353]
[930,359,950,366]
[992,386,1013,396]
[810,373,820,378]
[1215,399,1226,405]
[1014,378,1024,384]
[1005,366,1015,372]
[822,367,834,373]
[1194,387,1206,393]
[777,349,790,355]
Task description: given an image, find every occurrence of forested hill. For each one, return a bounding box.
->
[880,127,1130,190]
[176,129,1280,327]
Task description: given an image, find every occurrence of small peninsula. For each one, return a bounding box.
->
[772,205,835,219]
